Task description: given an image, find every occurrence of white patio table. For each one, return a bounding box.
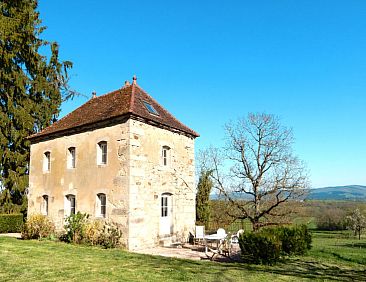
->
[204,233,227,259]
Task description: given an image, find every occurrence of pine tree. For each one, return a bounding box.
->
[195,170,213,227]
[0,0,72,214]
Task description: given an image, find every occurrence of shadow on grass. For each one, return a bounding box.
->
[123,250,366,282]
[343,242,366,249]
[318,249,366,265]
[262,258,366,282]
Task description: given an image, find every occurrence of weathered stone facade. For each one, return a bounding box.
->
[28,115,196,250]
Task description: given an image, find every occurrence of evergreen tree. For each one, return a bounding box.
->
[0,0,72,214]
[195,170,213,227]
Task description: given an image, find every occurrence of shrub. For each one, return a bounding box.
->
[84,220,104,246]
[64,212,89,243]
[63,214,122,248]
[84,220,122,248]
[238,231,281,265]
[239,225,312,264]
[264,225,312,256]
[22,214,55,239]
[98,221,122,249]
[0,214,23,233]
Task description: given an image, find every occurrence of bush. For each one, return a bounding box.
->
[0,214,23,233]
[264,225,312,256]
[84,220,122,248]
[63,213,122,248]
[64,212,89,243]
[239,225,312,264]
[98,221,122,249]
[239,231,281,265]
[84,220,103,246]
[22,214,55,239]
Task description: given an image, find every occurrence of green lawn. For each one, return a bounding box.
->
[0,231,365,281]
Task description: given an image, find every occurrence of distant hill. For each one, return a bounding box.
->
[307,185,366,201]
[210,185,366,201]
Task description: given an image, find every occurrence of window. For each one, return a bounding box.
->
[161,146,170,166]
[66,194,76,215]
[97,193,106,218]
[143,101,159,115]
[67,147,76,168]
[43,151,51,172]
[42,195,48,215]
[97,141,107,165]
[161,195,168,217]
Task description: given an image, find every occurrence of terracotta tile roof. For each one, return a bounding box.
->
[28,82,199,141]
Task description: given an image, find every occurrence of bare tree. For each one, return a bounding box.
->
[202,113,309,231]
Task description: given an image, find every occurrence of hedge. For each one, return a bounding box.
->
[239,231,281,265]
[0,214,23,233]
[238,225,312,264]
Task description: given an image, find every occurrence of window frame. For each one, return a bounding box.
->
[67,147,76,169]
[143,101,159,116]
[97,141,107,165]
[42,195,49,216]
[43,151,51,172]
[161,195,168,217]
[161,146,170,167]
[97,193,106,218]
[66,194,76,216]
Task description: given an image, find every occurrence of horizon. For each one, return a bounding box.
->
[38,0,366,188]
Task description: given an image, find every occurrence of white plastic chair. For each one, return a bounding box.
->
[217,228,226,238]
[194,225,205,244]
[230,229,244,244]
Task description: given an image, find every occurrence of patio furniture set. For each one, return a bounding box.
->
[194,225,244,260]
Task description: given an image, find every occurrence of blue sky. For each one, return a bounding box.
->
[38,0,366,188]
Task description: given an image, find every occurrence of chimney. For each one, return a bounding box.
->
[124,80,130,86]
[92,91,96,99]
[132,75,137,85]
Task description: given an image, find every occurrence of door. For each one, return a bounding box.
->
[160,193,172,235]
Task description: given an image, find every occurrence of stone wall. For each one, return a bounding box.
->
[28,118,196,250]
[127,119,195,250]
[28,122,130,245]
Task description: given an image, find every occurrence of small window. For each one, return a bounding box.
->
[143,101,159,115]
[162,146,170,166]
[161,196,168,217]
[66,194,76,216]
[42,195,48,215]
[67,147,76,169]
[97,193,106,218]
[97,141,107,165]
[43,151,51,172]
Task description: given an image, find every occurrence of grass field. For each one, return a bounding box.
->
[0,231,365,281]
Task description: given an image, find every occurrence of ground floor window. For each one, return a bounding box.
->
[65,194,76,216]
[42,195,48,215]
[97,193,106,218]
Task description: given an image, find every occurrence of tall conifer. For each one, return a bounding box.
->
[196,170,213,227]
[0,0,72,213]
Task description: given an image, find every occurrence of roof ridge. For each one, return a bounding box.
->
[129,83,136,113]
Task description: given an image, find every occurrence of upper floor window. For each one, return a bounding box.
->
[67,147,76,169]
[97,141,107,165]
[42,195,48,215]
[162,146,170,166]
[43,151,51,172]
[97,193,106,218]
[65,194,76,216]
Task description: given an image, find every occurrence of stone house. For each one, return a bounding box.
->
[27,77,199,250]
